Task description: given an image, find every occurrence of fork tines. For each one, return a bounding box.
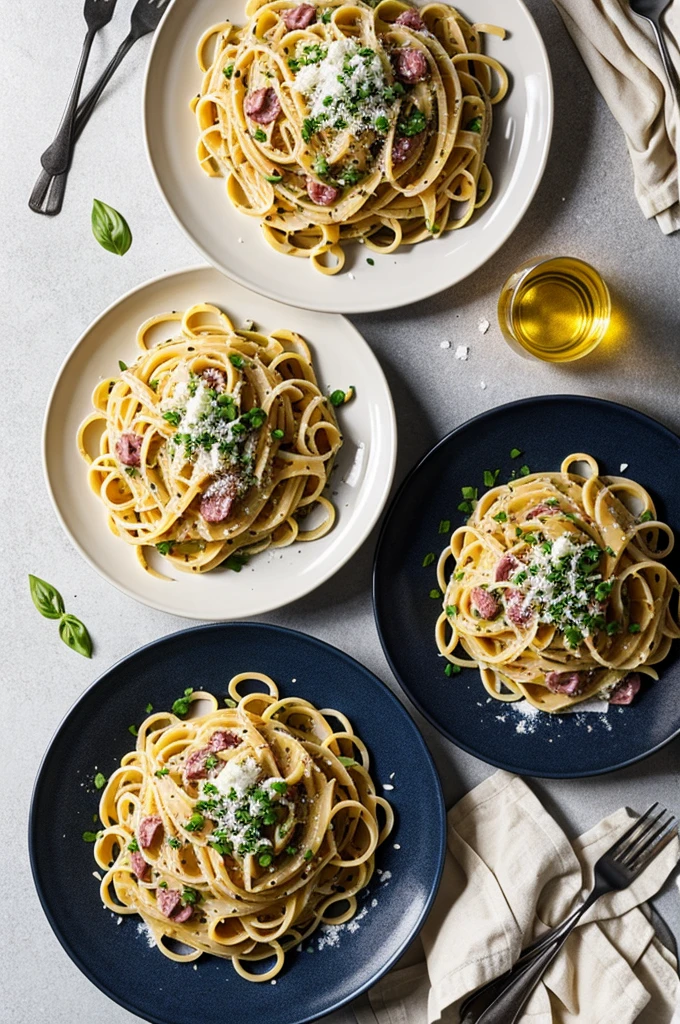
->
[613,802,679,872]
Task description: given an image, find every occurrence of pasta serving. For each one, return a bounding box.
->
[92,674,393,980]
[435,454,680,712]
[77,304,343,577]
[193,0,508,274]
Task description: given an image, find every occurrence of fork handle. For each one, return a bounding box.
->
[29,32,136,215]
[648,15,680,95]
[40,28,96,176]
[459,887,603,1022]
[472,931,570,1024]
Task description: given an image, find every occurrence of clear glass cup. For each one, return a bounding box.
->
[497,256,611,363]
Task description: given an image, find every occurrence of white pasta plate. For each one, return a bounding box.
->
[143,0,553,313]
[43,266,396,619]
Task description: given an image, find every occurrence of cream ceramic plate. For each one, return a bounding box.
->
[43,266,396,619]
[143,0,553,314]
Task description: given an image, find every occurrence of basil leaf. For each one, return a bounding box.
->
[58,614,93,658]
[91,199,132,256]
[28,574,65,619]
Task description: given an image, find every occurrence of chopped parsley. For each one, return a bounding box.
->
[628,623,641,633]
[181,887,201,904]
[184,813,205,833]
[329,389,346,406]
[128,724,138,736]
[466,116,483,132]
[492,511,508,523]
[638,510,653,523]
[155,768,169,777]
[82,831,100,843]
[510,448,523,459]
[366,257,375,266]
[304,849,314,861]
[422,552,436,567]
[172,687,194,717]
[127,838,139,852]
[271,428,285,440]
[446,605,458,616]
[398,109,427,137]
[444,663,461,676]
[337,756,358,767]
[94,772,106,790]
[264,172,282,183]
[484,469,500,487]
[145,703,153,714]
[519,465,531,477]
[225,554,249,572]
[168,836,182,849]
[429,588,441,599]
[438,519,451,534]
[253,128,267,142]
[223,64,234,79]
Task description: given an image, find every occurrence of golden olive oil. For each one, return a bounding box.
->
[498,257,611,362]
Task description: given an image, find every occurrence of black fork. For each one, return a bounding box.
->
[29,0,169,216]
[38,0,119,178]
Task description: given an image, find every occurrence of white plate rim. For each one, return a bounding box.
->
[142,0,554,314]
[42,264,397,619]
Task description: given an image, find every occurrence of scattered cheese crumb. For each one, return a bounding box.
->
[480,381,487,390]
[440,339,451,349]
[478,318,490,334]
[271,979,277,984]
[348,272,355,280]
[620,463,628,472]
[382,783,394,791]
[455,345,469,360]
[92,871,102,881]
[237,237,244,243]
[393,843,401,850]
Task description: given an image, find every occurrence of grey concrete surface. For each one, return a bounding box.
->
[2,0,680,1021]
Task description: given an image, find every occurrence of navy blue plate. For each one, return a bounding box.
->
[29,623,445,1024]
[373,395,680,778]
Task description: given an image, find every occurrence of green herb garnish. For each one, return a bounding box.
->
[422,552,436,567]
[94,772,106,790]
[91,199,132,256]
[172,687,194,717]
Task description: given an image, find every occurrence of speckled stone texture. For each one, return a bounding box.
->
[2,1,680,1021]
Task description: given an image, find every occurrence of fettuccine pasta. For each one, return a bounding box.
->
[193,0,507,274]
[92,674,393,980]
[435,454,680,712]
[77,304,343,577]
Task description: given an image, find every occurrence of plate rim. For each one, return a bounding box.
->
[28,620,447,1024]
[142,0,554,314]
[42,263,397,619]
[372,393,680,779]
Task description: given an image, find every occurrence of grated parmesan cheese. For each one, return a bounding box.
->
[292,39,391,138]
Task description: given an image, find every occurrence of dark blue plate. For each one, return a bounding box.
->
[29,623,445,1024]
[373,395,680,778]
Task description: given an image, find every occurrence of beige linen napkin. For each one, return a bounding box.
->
[354,771,680,1024]
[552,0,680,234]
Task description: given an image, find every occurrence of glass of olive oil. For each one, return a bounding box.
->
[497,256,611,362]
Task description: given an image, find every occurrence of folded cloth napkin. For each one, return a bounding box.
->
[354,771,680,1024]
[552,0,680,234]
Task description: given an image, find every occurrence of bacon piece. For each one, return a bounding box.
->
[244,87,281,125]
[391,132,423,165]
[173,904,194,924]
[209,730,241,752]
[183,746,211,782]
[396,8,425,30]
[116,432,143,467]
[494,554,520,582]
[306,177,340,206]
[505,589,534,627]
[609,673,641,705]
[156,887,194,922]
[545,671,582,696]
[138,815,163,849]
[526,502,559,520]
[200,473,241,524]
[282,3,316,29]
[130,851,149,880]
[202,368,227,392]
[392,47,428,84]
[470,587,499,620]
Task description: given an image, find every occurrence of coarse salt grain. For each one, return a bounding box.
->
[440,339,451,349]
[455,345,468,360]
[480,381,487,390]
[478,318,490,334]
